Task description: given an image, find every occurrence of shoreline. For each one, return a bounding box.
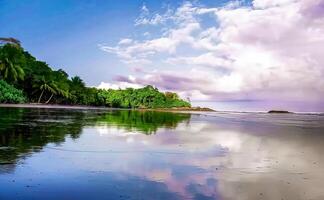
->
[0,103,215,113]
[1,103,323,115]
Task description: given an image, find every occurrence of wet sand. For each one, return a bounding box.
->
[0,103,118,110]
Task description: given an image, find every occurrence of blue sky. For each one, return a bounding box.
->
[1,0,148,85]
[0,0,229,85]
[1,0,324,111]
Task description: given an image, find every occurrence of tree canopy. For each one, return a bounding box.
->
[0,44,25,82]
[97,86,190,108]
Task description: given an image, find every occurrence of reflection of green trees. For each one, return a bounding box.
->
[0,108,85,165]
[95,110,191,135]
[0,108,191,166]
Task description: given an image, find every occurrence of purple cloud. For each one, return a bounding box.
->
[99,0,324,110]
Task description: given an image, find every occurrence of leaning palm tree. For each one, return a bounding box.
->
[45,86,70,104]
[33,76,58,103]
[33,76,71,104]
[0,44,25,82]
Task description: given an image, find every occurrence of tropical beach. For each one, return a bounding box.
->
[1,0,324,200]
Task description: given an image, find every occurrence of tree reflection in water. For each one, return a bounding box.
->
[0,107,191,167]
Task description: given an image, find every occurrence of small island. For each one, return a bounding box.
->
[0,38,213,111]
[268,110,293,114]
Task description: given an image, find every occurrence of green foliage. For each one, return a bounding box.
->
[68,77,99,105]
[0,41,190,108]
[32,76,59,103]
[0,80,26,103]
[0,44,25,83]
[98,85,190,108]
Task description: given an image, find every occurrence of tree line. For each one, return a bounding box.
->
[0,38,190,108]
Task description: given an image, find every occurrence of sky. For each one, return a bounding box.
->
[1,0,324,112]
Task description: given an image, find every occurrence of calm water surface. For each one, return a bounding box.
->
[0,107,324,200]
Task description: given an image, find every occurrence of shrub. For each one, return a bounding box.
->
[0,80,26,103]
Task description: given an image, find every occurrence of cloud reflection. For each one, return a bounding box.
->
[52,113,324,200]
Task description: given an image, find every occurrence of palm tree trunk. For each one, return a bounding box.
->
[38,90,44,103]
[45,93,54,104]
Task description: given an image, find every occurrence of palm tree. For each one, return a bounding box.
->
[46,86,70,104]
[71,76,85,88]
[0,44,25,82]
[33,76,71,104]
[44,86,58,104]
[33,76,58,103]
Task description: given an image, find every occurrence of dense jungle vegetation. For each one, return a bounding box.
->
[0,38,190,108]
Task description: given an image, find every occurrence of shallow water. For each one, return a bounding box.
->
[0,107,324,200]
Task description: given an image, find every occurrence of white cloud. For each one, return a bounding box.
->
[99,0,324,104]
[98,80,143,90]
[135,4,174,26]
[253,0,297,9]
[118,38,133,45]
